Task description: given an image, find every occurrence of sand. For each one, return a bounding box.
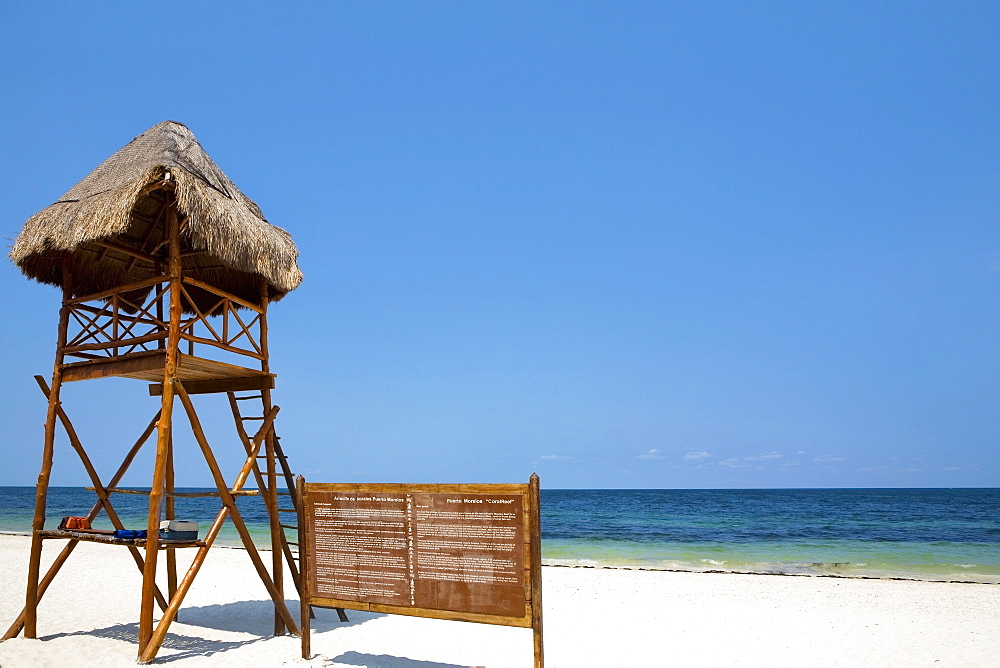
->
[0,534,997,667]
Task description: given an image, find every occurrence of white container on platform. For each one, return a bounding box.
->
[159,520,198,541]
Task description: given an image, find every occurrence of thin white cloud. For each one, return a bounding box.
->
[745,451,783,461]
[684,451,711,461]
[719,457,749,468]
[637,448,663,460]
[813,455,846,463]
[539,454,571,461]
[718,451,785,468]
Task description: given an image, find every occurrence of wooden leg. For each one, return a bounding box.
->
[166,432,178,608]
[266,429,285,635]
[139,395,279,663]
[174,384,298,633]
[24,372,64,638]
[24,492,51,639]
[139,379,174,656]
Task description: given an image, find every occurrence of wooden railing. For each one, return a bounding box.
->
[62,277,264,364]
[64,279,170,359]
[177,278,265,361]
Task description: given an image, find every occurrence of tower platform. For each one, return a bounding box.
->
[60,350,275,395]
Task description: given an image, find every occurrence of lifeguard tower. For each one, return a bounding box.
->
[3,121,321,662]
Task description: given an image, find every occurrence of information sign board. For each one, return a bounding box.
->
[297,476,543,667]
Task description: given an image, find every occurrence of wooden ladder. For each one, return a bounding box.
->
[227,391,348,625]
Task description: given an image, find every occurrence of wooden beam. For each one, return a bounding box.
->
[136,177,176,199]
[67,275,167,306]
[72,302,166,328]
[148,375,274,396]
[228,308,263,354]
[178,284,225,342]
[177,330,266,361]
[66,303,115,346]
[93,240,160,266]
[89,488,261,497]
[181,276,263,313]
[63,330,167,354]
[166,431,178,606]
[61,351,165,382]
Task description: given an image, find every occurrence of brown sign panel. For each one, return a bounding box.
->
[307,490,525,617]
[298,478,543,666]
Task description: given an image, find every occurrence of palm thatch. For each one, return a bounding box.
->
[9,121,302,310]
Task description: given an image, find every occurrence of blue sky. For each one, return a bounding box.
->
[1,2,998,489]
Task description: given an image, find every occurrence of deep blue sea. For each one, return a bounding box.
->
[1,487,997,583]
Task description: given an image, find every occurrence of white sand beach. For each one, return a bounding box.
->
[0,534,997,667]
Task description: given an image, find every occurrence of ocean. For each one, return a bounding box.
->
[1,487,997,583]
[541,488,1000,583]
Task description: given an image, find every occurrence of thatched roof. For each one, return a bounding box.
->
[9,121,302,310]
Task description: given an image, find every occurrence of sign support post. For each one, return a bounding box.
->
[528,473,543,668]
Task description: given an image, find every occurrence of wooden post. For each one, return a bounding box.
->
[164,281,178,602]
[529,473,544,668]
[156,262,165,350]
[259,279,285,635]
[24,254,72,639]
[139,204,181,657]
[166,431,178,607]
[297,476,311,660]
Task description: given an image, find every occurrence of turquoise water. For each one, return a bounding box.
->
[0,487,276,548]
[541,488,1000,582]
[1,487,997,583]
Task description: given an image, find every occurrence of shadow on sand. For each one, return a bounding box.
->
[40,600,384,663]
[326,651,473,668]
[175,599,380,634]
[43,621,261,663]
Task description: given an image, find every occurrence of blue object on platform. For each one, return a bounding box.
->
[113,529,147,539]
